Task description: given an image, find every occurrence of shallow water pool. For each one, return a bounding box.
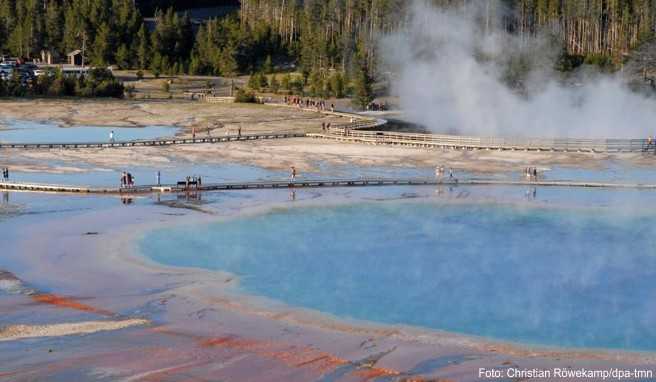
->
[0,120,177,143]
[141,199,656,351]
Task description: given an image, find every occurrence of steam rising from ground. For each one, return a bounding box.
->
[382,1,655,139]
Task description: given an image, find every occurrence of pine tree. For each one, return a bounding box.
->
[44,0,62,53]
[308,68,322,96]
[263,54,273,73]
[331,71,345,98]
[248,72,260,90]
[219,47,238,77]
[115,44,129,69]
[352,61,374,110]
[136,23,150,69]
[92,22,114,66]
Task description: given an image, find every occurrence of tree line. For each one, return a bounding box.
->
[0,68,124,98]
[0,1,655,83]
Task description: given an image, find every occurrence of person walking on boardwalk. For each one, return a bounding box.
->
[157,171,161,186]
[238,126,242,138]
[109,130,115,143]
[290,166,297,182]
[192,127,196,140]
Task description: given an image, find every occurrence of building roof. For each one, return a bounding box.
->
[67,50,82,57]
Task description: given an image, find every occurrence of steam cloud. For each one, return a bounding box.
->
[382,1,656,139]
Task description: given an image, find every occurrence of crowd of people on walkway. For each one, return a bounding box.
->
[524,167,539,180]
[184,176,202,189]
[284,96,335,112]
[120,171,135,188]
[435,166,456,182]
[366,102,388,111]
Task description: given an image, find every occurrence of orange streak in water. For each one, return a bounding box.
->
[200,335,405,378]
[354,368,402,380]
[31,294,114,316]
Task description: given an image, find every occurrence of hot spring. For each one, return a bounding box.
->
[140,198,656,351]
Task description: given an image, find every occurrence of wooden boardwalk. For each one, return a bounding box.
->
[1,100,651,153]
[0,132,306,149]
[309,131,656,154]
[2,178,655,195]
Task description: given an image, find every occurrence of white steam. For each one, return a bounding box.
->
[382,1,655,139]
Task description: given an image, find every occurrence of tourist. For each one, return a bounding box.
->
[120,172,126,188]
[533,167,538,179]
[197,176,202,188]
[127,173,134,187]
[321,122,326,131]
[109,130,115,143]
[449,168,454,179]
[238,126,242,138]
[290,166,297,181]
[192,128,196,140]
[157,171,161,186]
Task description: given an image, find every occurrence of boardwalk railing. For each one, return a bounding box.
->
[0,132,306,150]
[3,178,656,195]
[321,127,653,153]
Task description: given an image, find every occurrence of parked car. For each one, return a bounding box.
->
[0,64,13,80]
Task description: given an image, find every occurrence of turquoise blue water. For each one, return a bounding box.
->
[10,163,285,187]
[141,201,656,351]
[547,163,656,184]
[0,120,177,143]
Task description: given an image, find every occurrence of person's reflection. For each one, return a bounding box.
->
[525,187,537,200]
[2,192,8,205]
[121,196,133,205]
